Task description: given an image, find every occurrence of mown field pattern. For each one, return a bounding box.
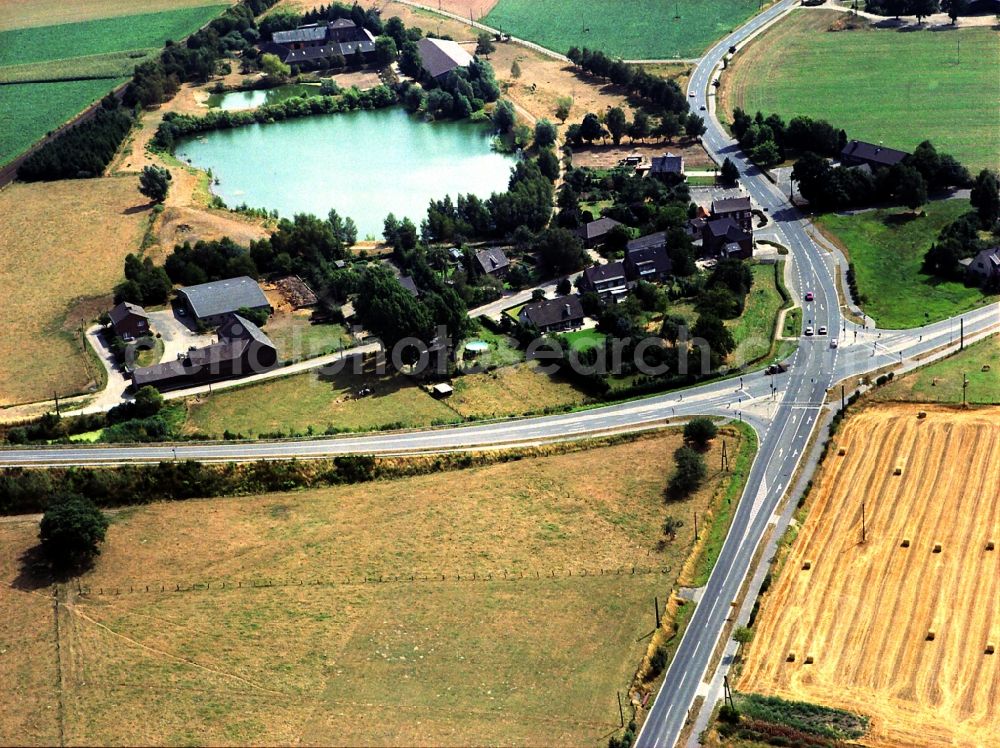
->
[0,0,233,31]
[485,0,766,59]
[739,405,1000,747]
[816,200,996,329]
[722,10,1000,171]
[0,432,749,744]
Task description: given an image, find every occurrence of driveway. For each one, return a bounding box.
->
[147,309,216,363]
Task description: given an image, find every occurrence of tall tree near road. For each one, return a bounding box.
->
[970,169,999,227]
[606,106,627,146]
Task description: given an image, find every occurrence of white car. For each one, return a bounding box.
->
[818,325,828,335]
[830,339,839,348]
[805,326,814,336]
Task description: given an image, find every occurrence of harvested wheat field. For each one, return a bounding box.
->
[739,404,1000,747]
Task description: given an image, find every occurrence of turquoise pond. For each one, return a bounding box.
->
[175,106,518,238]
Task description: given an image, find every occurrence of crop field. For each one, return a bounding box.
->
[815,200,997,329]
[738,405,1000,747]
[720,10,1000,172]
[0,177,154,408]
[727,262,786,366]
[0,430,752,744]
[871,334,1000,405]
[0,0,234,31]
[485,0,767,59]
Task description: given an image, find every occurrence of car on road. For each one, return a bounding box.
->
[689,92,695,97]
[805,326,814,336]
[699,105,706,110]
[818,325,827,335]
[804,292,814,301]
[830,339,839,348]
[765,363,788,375]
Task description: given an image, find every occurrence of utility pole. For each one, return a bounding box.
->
[694,512,699,540]
[723,675,735,710]
[960,317,964,350]
[654,596,661,628]
[721,440,729,471]
[841,384,845,411]
[54,391,60,416]
[962,372,968,405]
[617,691,625,728]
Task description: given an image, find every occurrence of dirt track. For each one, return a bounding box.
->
[739,404,1000,747]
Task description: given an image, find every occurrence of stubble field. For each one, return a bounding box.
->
[1,430,752,745]
[738,404,1000,747]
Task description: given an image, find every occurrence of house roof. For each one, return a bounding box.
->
[626,245,672,276]
[177,276,269,320]
[705,216,750,242]
[280,40,375,62]
[840,140,908,168]
[650,153,683,174]
[272,24,328,45]
[417,37,474,79]
[521,295,584,329]
[398,275,420,296]
[577,217,622,241]
[109,301,148,325]
[583,261,627,286]
[711,196,751,215]
[217,314,274,348]
[627,231,668,253]
[475,246,510,274]
[968,246,1000,274]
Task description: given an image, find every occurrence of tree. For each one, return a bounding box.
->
[946,0,965,23]
[492,99,516,133]
[910,0,939,22]
[663,515,683,539]
[476,33,496,58]
[534,228,586,275]
[692,313,735,367]
[720,157,739,185]
[510,59,522,78]
[683,417,718,449]
[131,385,164,418]
[656,112,682,142]
[138,165,171,203]
[556,276,572,295]
[733,626,754,645]
[39,494,109,570]
[260,52,290,78]
[606,106,627,146]
[536,147,560,181]
[970,169,1000,227]
[628,110,652,143]
[534,118,558,148]
[750,140,781,169]
[893,164,928,212]
[373,35,398,66]
[668,446,707,498]
[685,113,706,138]
[555,95,573,123]
[579,112,606,144]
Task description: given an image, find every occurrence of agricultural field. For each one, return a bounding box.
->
[0,176,154,408]
[0,0,234,31]
[815,200,997,329]
[738,405,1000,747]
[0,429,753,745]
[727,262,787,366]
[720,10,1000,172]
[484,0,768,59]
[871,334,1000,405]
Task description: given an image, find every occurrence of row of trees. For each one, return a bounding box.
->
[731,108,846,168]
[566,108,705,148]
[923,169,1000,283]
[865,0,950,22]
[566,47,690,117]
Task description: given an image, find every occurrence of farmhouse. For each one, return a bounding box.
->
[962,246,1000,286]
[839,140,908,170]
[519,296,585,333]
[176,276,271,327]
[649,153,684,180]
[259,19,376,66]
[702,217,753,259]
[417,37,474,80]
[575,217,623,249]
[710,196,753,234]
[108,301,150,341]
[475,246,510,278]
[131,314,277,391]
[579,261,629,302]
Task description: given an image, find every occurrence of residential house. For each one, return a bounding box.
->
[259,19,376,67]
[131,314,278,391]
[964,246,1000,287]
[519,296,585,333]
[710,196,753,234]
[416,37,474,80]
[575,217,623,249]
[839,140,908,170]
[398,275,420,297]
[578,261,629,302]
[108,302,150,341]
[176,276,271,326]
[702,217,753,259]
[649,153,684,181]
[625,238,672,283]
[475,247,510,279]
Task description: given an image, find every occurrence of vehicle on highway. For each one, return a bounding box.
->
[830,339,839,348]
[805,292,814,301]
[805,326,814,336]
[818,325,828,335]
[765,362,788,375]
[699,105,706,110]
[689,92,695,97]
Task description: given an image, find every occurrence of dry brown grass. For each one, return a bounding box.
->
[571,140,715,170]
[0,177,155,407]
[0,0,235,31]
[449,361,591,418]
[0,430,750,745]
[738,404,1000,748]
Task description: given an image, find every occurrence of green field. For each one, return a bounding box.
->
[727,262,786,365]
[816,200,997,329]
[0,6,226,67]
[0,78,129,166]
[484,0,767,59]
[872,334,1000,404]
[722,10,1000,172]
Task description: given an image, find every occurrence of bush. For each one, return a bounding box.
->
[647,645,669,678]
[683,417,718,449]
[39,494,110,570]
[667,445,707,499]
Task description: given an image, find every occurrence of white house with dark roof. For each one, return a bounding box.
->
[416,37,474,80]
[176,276,271,326]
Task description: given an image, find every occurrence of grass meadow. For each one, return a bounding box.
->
[727,262,786,365]
[815,200,997,329]
[0,429,754,745]
[721,10,1000,172]
[484,0,767,59]
[0,0,234,31]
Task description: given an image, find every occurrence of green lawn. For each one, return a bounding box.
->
[872,334,999,405]
[727,262,786,366]
[484,0,768,59]
[0,6,227,67]
[816,200,997,328]
[559,328,607,352]
[782,307,802,338]
[723,10,1000,171]
[0,78,129,166]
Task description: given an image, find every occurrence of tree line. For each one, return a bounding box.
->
[566,47,690,118]
[923,169,1000,286]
